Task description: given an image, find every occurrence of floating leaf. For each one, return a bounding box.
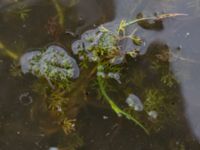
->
[20,45,80,82]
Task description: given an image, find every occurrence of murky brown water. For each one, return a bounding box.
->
[1,0,200,150]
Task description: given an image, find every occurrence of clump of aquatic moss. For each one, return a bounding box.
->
[14,4,31,21]
[144,89,165,114]
[160,73,177,87]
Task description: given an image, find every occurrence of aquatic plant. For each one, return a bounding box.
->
[10,62,22,77]
[61,118,76,135]
[47,89,69,113]
[0,41,18,60]
[97,76,149,134]
[70,13,186,133]
[16,13,187,134]
[20,45,80,88]
[7,2,32,21]
[144,89,165,113]
[51,0,65,27]
[160,73,177,87]
[60,133,83,150]
[30,81,78,138]
[51,0,80,27]
[14,4,31,21]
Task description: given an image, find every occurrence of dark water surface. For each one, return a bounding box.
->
[1,0,200,150]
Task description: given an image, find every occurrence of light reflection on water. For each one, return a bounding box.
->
[169,20,200,142]
[114,0,200,143]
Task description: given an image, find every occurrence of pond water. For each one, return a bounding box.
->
[1,0,200,150]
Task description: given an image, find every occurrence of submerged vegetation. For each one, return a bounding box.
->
[17,12,185,135]
[0,0,191,148]
[14,4,31,21]
[0,42,18,60]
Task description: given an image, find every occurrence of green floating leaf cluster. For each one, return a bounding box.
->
[71,25,139,66]
[20,45,80,85]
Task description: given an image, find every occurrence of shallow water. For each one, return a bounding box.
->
[1,0,200,150]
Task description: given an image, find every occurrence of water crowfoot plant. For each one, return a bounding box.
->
[70,13,187,133]
[16,13,188,135]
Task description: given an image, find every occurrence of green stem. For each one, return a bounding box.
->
[125,17,156,27]
[52,0,65,27]
[0,42,18,60]
[97,76,149,134]
[125,13,188,28]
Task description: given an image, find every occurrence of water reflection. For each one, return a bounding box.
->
[113,0,200,143]
[168,19,200,142]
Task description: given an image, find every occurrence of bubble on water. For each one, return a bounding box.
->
[97,71,106,78]
[19,92,33,106]
[108,72,121,84]
[148,110,158,119]
[125,94,144,111]
[49,147,58,150]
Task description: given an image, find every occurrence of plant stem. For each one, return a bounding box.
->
[125,17,155,27]
[97,76,149,134]
[0,42,18,60]
[125,13,188,28]
[52,0,65,27]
